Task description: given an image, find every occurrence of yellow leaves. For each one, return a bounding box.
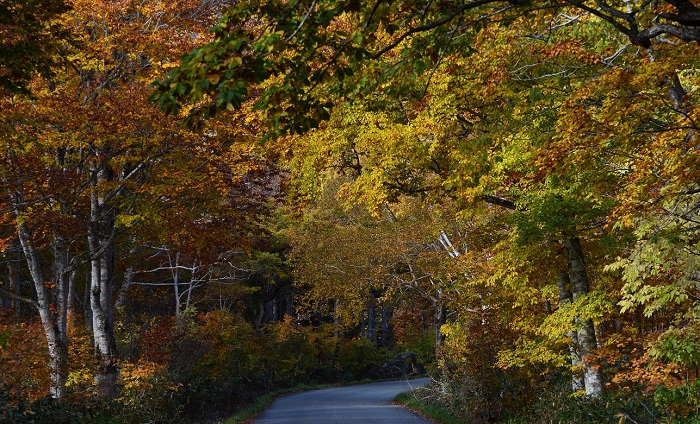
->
[495,338,569,370]
[66,368,92,388]
[539,292,615,340]
[120,361,163,388]
[117,360,182,406]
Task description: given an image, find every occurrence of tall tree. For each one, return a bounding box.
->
[0,0,241,398]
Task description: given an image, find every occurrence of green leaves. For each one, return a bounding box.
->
[650,326,700,368]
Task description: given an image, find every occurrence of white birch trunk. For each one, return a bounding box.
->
[16,223,68,398]
[115,266,134,310]
[565,238,604,397]
[556,270,585,392]
[185,261,196,311]
[53,236,70,347]
[170,250,181,320]
[67,265,77,318]
[88,171,118,397]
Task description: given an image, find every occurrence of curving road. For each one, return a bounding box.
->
[253,378,431,424]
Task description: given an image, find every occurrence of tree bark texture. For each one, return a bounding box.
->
[88,170,118,397]
[16,222,68,399]
[6,240,21,314]
[565,238,604,397]
[556,270,585,392]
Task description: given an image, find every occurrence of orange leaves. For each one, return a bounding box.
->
[139,316,176,366]
[613,349,686,390]
[0,318,50,401]
[119,360,171,392]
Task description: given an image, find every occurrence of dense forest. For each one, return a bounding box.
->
[1,0,699,422]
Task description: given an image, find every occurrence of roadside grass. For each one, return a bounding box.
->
[394,390,462,424]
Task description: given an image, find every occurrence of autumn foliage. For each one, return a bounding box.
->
[2,0,700,422]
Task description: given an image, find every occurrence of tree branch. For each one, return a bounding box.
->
[483,194,518,210]
[0,287,38,308]
[371,0,496,59]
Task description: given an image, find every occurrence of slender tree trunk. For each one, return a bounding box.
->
[255,299,264,330]
[83,269,93,331]
[434,284,447,356]
[170,251,181,320]
[16,223,68,399]
[7,239,21,314]
[380,304,392,346]
[54,236,70,348]
[435,301,446,353]
[185,262,196,312]
[88,171,118,397]
[556,270,585,392]
[115,266,134,310]
[67,265,77,318]
[565,237,604,396]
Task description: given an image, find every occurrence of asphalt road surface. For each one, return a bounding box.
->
[253,378,432,424]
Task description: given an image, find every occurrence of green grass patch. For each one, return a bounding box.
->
[394,390,462,424]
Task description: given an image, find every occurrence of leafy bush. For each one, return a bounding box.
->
[507,384,662,424]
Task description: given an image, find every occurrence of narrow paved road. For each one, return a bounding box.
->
[253,378,431,424]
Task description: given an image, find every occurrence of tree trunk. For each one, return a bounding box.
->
[115,266,134,310]
[380,304,392,346]
[185,262,196,312]
[88,171,119,397]
[16,222,68,398]
[565,237,604,396]
[435,301,446,355]
[8,239,21,315]
[433,283,448,355]
[83,269,93,331]
[556,270,585,392]
[53,236,70,348]
[170,250,181,320]
[67,265,77,319]
[255,299,265,330]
